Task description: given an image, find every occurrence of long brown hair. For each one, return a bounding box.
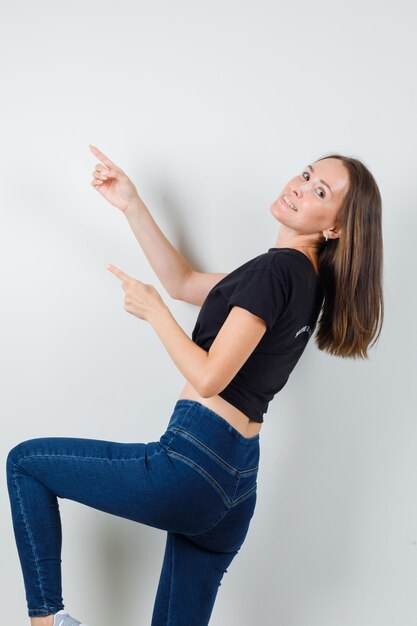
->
[313,154,384,359]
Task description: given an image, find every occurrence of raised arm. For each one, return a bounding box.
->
[90,145,197,300]
[123,199,194,300]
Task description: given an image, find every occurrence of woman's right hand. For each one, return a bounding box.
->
[89,144,141,214]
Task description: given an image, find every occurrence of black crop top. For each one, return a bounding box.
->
[191,248,324,423]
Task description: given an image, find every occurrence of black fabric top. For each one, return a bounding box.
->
[191,248,324,423]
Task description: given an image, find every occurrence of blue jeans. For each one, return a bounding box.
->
[6,399,260,625]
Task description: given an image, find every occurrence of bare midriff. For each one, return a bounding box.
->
[178,381,262,439]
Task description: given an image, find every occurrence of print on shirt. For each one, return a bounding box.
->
[295,324,314,339]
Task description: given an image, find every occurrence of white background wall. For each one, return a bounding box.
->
[1,1,416,624]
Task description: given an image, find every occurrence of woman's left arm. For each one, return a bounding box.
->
[106,263,267,398]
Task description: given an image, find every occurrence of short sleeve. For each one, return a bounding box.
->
[226,268,287,331]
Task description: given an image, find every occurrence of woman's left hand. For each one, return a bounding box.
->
[106,263,166,322]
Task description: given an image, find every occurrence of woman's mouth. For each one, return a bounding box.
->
[280,195,297,211]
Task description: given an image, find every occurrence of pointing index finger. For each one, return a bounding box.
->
[89,144,116,169]
[106,264,131,281]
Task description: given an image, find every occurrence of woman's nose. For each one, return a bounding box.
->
[293,181,314,195]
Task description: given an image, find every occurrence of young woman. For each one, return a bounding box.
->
[6,146,384,626]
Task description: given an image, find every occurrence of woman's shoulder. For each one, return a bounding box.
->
[267,247,319,277]
[245,248,305,274]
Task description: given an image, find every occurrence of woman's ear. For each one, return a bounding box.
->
[325,226,342,240]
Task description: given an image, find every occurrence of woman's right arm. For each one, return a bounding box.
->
[123,198,194,300]
[89,145,227,303]
[124,201,228,305]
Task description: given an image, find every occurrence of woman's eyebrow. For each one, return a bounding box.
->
[307,165,332,193]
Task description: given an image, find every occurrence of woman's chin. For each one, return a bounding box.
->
[270,202,286,223]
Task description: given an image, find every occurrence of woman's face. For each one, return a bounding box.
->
[270,158,350,239]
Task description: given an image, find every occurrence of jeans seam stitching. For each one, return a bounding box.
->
[187,477,241,537]
[239,466,259,475]
[11,465,47,608]
[28,608,64,618]
[164,404,193,450]
[167,533,174,626]
[231,485,257,507]
[165,449,231,508]
[15,454,161,464]
[170,427,242,475]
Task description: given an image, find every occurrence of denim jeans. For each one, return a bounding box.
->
[6,399,260,625]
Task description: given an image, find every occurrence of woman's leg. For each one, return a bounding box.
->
[5,429,230,619]
[150,400,260,625]
[150,532,239,626]
[6,400,260,624]
[150,485,257,626]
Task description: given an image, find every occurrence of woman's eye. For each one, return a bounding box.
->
[301,171,325,198]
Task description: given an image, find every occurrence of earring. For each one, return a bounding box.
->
[325,235,328,242]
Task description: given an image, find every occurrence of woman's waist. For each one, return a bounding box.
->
[178,382,262,439]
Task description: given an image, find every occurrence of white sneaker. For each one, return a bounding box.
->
[53,610,89,626]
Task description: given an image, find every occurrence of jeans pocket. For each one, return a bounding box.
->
[160,424,259,537]
[164,427,240,497]
[164,449,232,535]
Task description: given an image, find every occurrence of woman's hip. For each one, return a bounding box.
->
[6,400,260,539]
[159,400,260,508]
